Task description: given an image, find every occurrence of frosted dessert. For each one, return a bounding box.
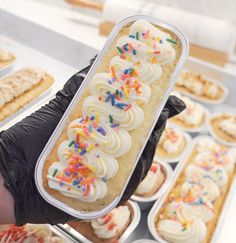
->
[0,48,15,69]
[134,162,165,197]
[169,92,207,131]
[0,224,66,243]
[155,125,189,161]
[0,67,54,122]
[43,19,182,212]
[209,113,236,145]
[67,202,133,243]
[175,70,227,103]
[155,137,236,243]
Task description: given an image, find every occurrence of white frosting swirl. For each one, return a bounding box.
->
[67,118,132,157]
[158,218,206,243]
[48,162,107,202]
[168,200,214,223]
[160,126,184,154]
[89,72,151,104]
[91,205,130,239]
[185,164,228,189]
[110,55,162,84]
[180,178,220,202]
[83,96,144,131]
[57,140,118,179]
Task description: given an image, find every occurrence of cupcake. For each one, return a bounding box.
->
[209,113,236,146]
[175,70,227,104]
[169,92,208,132]
[155,124,191,162]
[134,162,165,197]
[67,201,140,243]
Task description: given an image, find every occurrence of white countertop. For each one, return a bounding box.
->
[0,1,236,242]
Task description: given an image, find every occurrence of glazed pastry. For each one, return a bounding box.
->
[155,136,235,243]
[44,18,181,211]
[169,92,206,131]
[158,217,206,243]
[175,70,226,103]
[0,67,54,121]
[134,163,165,197]
[0,48,16,69]
[0,224,66,243]
[155,125,188,161]
[209,113,236,145]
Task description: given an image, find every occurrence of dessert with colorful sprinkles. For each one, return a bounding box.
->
[42,18,183,212]
[155,136,236,243]
[0,67,54,122]
[155,124,190,162]
[175,70,227,103]
[209,113,236,146]
[0,224,66,243]
[0,47,16,70]
[169,92,208,132]
[67,202,133,243]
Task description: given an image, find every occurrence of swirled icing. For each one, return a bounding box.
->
[185,164,228,189]
[180,178,220,202]
[91,205,131,239]
[47,20,176,202]
[158,217,206,243]
[167,199,214,223]
[219,116,236,139]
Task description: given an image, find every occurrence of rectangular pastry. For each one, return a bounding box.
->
[154,136,236,243]
[0,67,54,122]
[37,17,188,216]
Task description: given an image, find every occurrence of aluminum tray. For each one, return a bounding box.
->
[147,135,236,243]
[35,15,189,219]
[58,200,141,243]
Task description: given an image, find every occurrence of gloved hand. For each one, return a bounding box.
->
[0,58,185,226]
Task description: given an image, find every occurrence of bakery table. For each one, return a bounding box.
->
[1,1,236,242]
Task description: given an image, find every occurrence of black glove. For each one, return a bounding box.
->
[0,58,185,226]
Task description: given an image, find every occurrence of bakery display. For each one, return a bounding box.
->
[155,124,191,162]
[0,67,54,122]
[67,201,138,243]
[134,162,165,197]
[41,18,184,213]
[0,48,16,70]
[169,92,208,132]
[154,136,236,243]
[0,224,66,243]
[175,70,227,104]
[209,113,236,146]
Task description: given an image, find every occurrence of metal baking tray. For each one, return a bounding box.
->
[57,200,141,243]
[147,135,236,243]
[35,14,189,219]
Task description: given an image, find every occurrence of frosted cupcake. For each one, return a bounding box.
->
[155,124,190,162]
[169,92,208,132]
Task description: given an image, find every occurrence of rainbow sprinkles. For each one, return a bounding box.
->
[47,19,177,203]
